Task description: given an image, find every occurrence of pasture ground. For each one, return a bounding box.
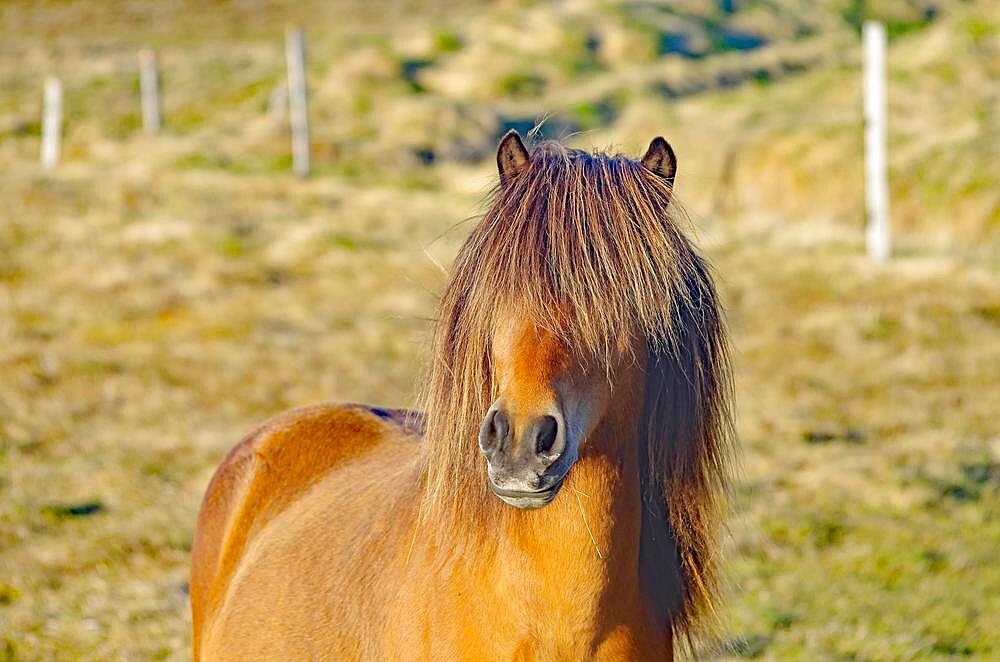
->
[1,1,998,659]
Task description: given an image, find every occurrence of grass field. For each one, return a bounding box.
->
[1,1,998,659]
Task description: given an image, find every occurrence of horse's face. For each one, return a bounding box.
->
[475,130,680,510]
[478,316,639,509]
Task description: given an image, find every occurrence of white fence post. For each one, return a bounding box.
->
[285,27,310,177]
[41,77,62,170]
[863,21,890,262]
[139,49,161,133]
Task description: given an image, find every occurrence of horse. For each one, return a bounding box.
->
[190,130,735,661]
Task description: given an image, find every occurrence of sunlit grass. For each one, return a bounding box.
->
[0,0,997,659]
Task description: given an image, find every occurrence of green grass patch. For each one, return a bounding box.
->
[41,501,105,521]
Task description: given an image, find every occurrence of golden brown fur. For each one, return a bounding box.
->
[189,405,423,656]
[191,138,734,660]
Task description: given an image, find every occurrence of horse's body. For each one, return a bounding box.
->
[192,133,733,661]
[192,399,669,660]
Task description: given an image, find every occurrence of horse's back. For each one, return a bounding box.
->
[190,403,423,659]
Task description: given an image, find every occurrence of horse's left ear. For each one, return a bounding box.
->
[640,136,677,185]
[497,130,531,185]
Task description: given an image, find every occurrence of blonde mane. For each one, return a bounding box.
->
[418,140,735,640]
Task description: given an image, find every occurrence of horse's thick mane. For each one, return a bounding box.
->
[418,140,735,640]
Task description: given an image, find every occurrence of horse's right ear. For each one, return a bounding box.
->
[640,136,677,186]
[497,130,530,184]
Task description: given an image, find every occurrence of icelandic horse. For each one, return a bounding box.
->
[190,131,735,661]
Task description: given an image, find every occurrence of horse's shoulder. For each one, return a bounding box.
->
[190,403,423,657]
[206,402,422,548]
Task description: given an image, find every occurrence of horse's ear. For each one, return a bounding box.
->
[497,129,530,184]
[640,136,677,185]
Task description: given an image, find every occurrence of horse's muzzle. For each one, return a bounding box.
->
[479,402,572,509]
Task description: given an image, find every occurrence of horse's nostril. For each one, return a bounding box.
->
[492,410,510,449]
[479,408,510,454]
[534,415,558,456]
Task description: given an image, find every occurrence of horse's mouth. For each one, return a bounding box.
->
[489,480,564,509]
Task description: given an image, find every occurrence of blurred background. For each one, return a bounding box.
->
[1,0,997,659]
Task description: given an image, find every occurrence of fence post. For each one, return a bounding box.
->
[139,49,161,133]
[41,77,62,170]
[285,27,310,177]
[863,21,890,262]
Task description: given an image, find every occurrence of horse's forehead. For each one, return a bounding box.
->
[490,317,571,413]
[493,317,567,370]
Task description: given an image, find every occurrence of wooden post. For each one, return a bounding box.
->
[41,77,62,170]
[285,27,310,177]
[139,49,161,133]
[863,21,890,262]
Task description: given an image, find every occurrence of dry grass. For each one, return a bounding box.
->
[1,1,998,659]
